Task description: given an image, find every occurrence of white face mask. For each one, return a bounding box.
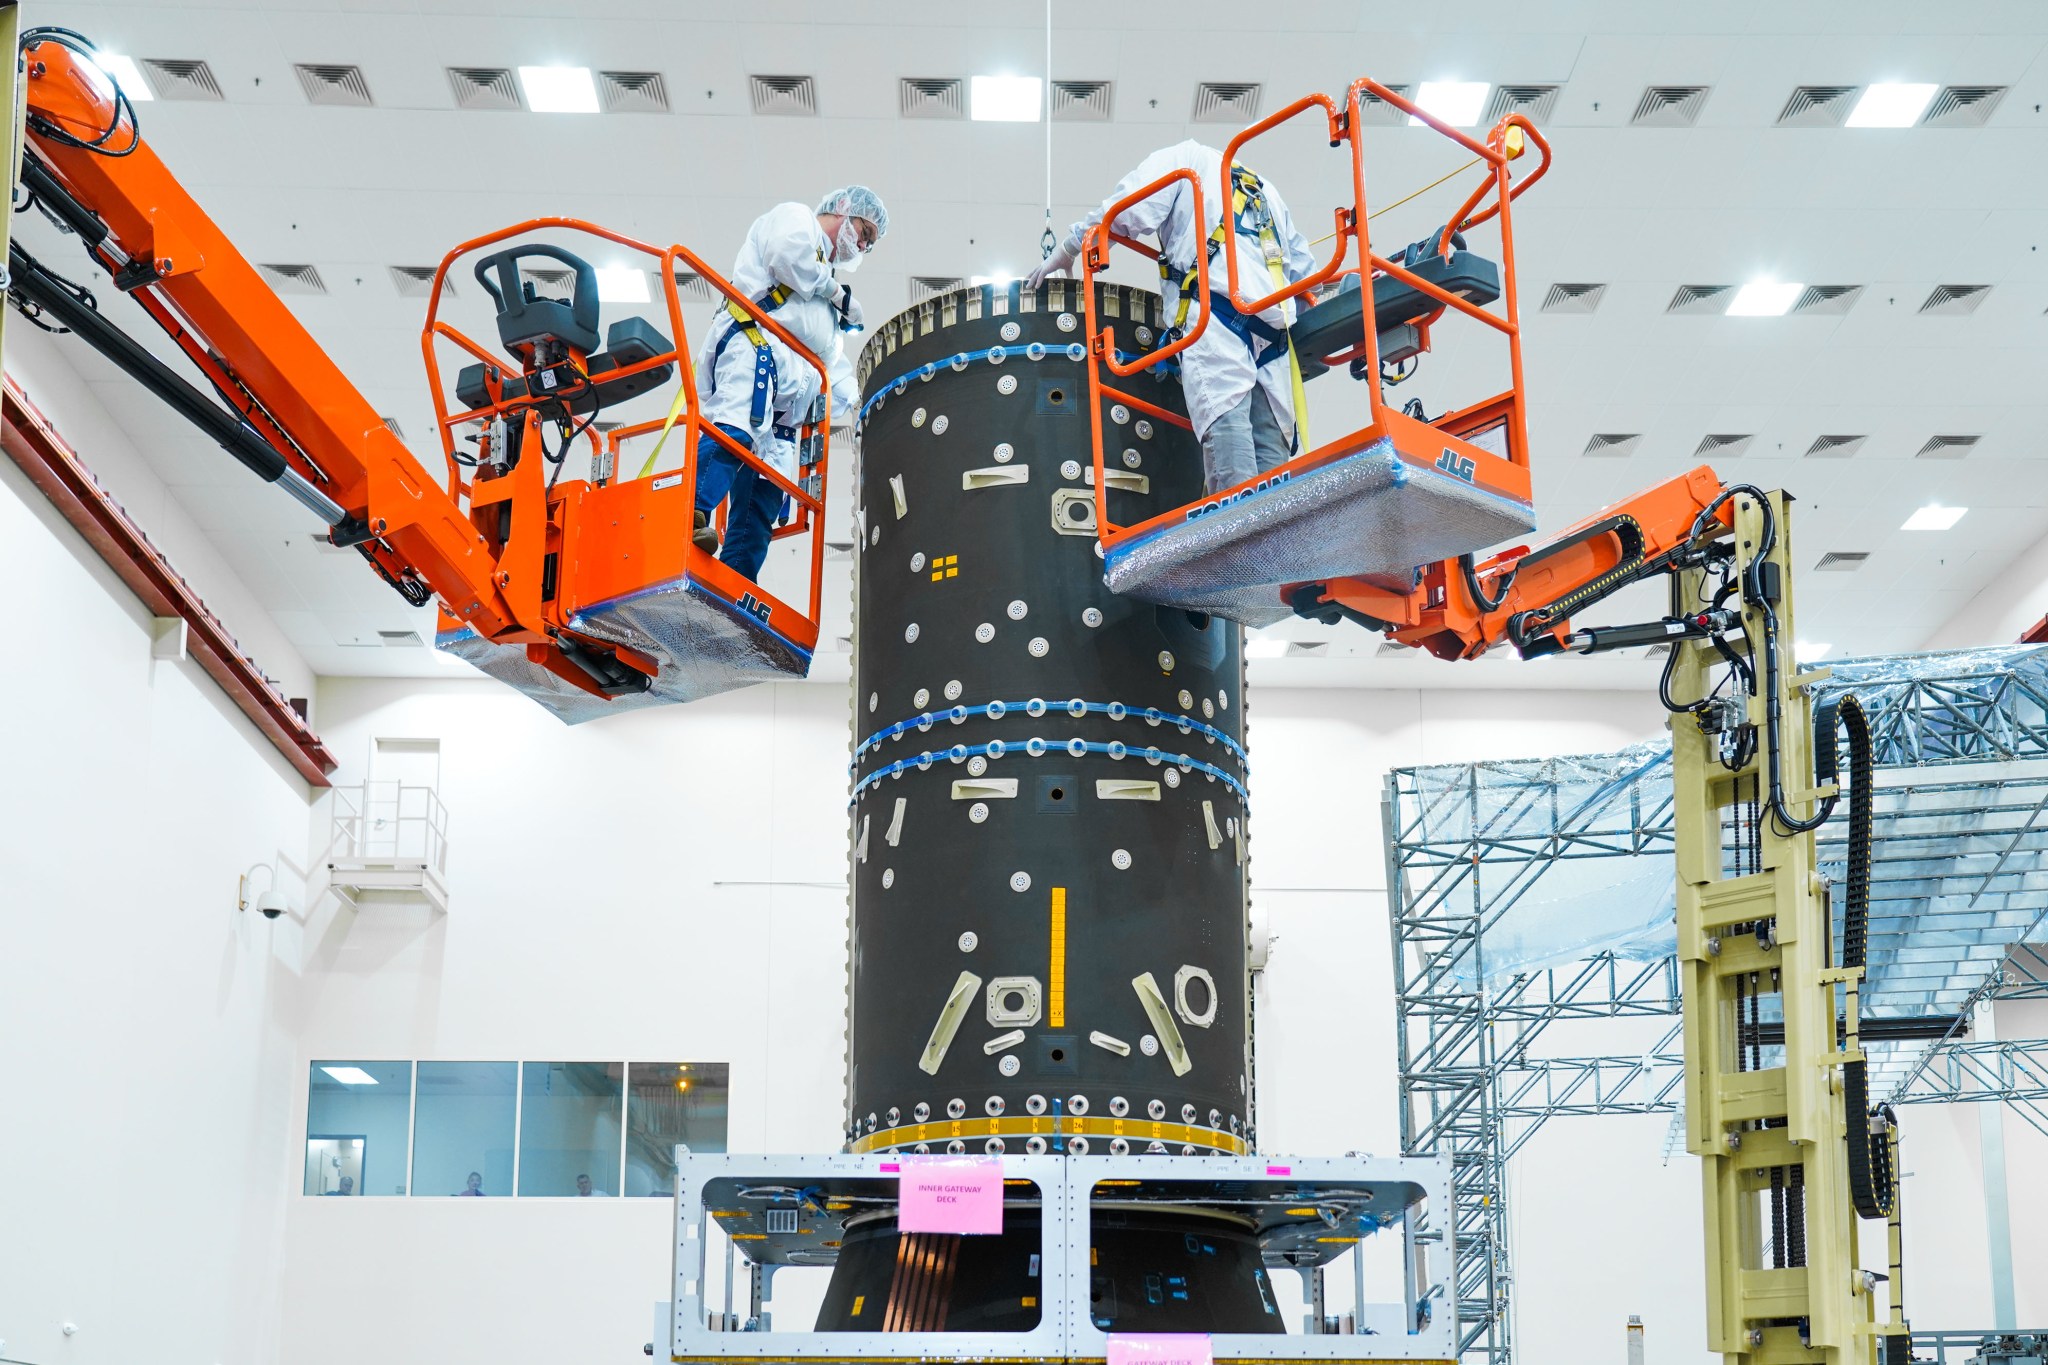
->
[831,216,873,268]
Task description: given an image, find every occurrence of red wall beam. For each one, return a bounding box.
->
[1,377,337,785]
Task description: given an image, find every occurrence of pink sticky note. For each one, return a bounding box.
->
[1108,1334,1214,1365]
[1266,1165,1292,1176]
[878,1162,901,1173]
[896,1155,1003,1234]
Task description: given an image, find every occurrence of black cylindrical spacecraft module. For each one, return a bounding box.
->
[843,280,1252,1162]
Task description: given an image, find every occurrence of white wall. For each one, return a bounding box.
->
[0,455,313,1365]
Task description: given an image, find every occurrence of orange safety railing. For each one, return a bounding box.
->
[419,219,832,633]
[1079,80,1552,564]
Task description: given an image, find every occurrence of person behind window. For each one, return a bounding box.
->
[455,1170,485,1197]
[575,1173,610,1197]
[322,1174,355,1196]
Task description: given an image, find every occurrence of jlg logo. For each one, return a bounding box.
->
[1434,447,1476,483]
[737,591,771,624]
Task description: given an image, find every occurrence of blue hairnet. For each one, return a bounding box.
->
[817,185,890,238]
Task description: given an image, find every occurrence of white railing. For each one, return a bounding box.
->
[331,780,449,872]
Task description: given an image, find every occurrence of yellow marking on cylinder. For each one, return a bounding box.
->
[1049,886,1067,1027]
[851,1295,865,1317]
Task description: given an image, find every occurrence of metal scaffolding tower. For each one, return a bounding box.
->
[1386,646,2048,1365]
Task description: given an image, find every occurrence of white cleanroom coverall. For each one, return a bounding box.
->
[696,200,841,446]
[1054,141,1317,452]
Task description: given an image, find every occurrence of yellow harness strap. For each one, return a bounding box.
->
[636,284,794,480]
[1163,167,1309,451]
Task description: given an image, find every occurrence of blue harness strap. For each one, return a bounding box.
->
[1202,290,1291,368]
[712,286,792,427]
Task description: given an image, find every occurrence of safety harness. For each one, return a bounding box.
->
[713,283,794,427]
[1160,163,1311,449]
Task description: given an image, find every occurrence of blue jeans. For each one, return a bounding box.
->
[693,424,780,581]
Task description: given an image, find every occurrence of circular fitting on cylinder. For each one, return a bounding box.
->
[914,687,930,707]
[1083,607,1104,628]
[948,1139,967,1155]
[1140,1035,1159,1056]
[1164,768,1181,788]
[1124,449,1143,469]
[1158,651,1176,672]
[1147,1141,1169,1155]
[1175,965,1218,1027]
[1208,1108,1222,1128]
[1147,1099,1167,1120]
[959,932,979,952]
[994,442,1015,463]
[975,623,996,644]
[1007,599,1029,620]
[986,1137,1007,1155]
[1203,698,1216,718]
[887,1107,901,1125]
[1057,312,1078,332]
[1135,419,1155,440]
[1060,459,1081,481]
[913,1102,931,1122]
[999,1053,1021,1076]
[946,1097,966,1119]
[1112,849,1133,870]
[1178,689,1194,710]
[1068,1136,1091,1155]
[912,407,927,427]
[949,352,969,372]
[911,552,927,573]
[1135,325,1155,345]
[1000,322,1021,342]
[1026,1136,1049,1155]
[1026,342,1047,361]
[1110,404,1131,425]
[969,802,989,824]
[870,524,881,545]
[1010,871,1032,892]
[1109,1096,1130,1117]
[1069,1095,1090,1116]
[914,1142,931,1154]
[988,346,1007,364]
[1026,1094,1049,1116]
[1029,637,1051,658]
[866,1113,878,1130]
[932,415,949,435]
[1066,698,1088,718]
[985,1096,1006,1117]
[881,869,895,888]
[905,623,921,643]
[1181,1144,1198,1156]
[1110,1137,1131,1155]
[1181,1103,1198,1124]
[1108,741,1128,760]
[868,692,878,712]
[1067,738,1088,757]
[1025,697,1047,717]
[998,375,1018,395]
[967,755,988,776]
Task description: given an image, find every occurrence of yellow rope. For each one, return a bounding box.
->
[1308,155,1482,248]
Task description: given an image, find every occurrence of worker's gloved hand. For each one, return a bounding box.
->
[1024,238,1078,291]
[834,282,864,332]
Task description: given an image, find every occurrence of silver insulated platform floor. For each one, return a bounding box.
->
[437,574,811,724]
[1101,435,1536,627]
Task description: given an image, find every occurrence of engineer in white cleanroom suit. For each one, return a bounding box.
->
[1027,141,1316,495]
[692,185,887,579]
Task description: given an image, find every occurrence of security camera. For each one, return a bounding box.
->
[255,889,290,920]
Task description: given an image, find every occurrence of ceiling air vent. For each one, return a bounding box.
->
[1287,641,1331,658]
[1777,85,1858,127]
[1694,433,1753,459]
[1583,433,1642,458]
[1667,284,1734,315]
[1804,434,1866,458]
[899,77,964,119]
[294,63,372,107]
[1814,551,1870,572]
[911,275,967,302]
[380,416,405,440]
[1353,84,1413,126]
[1923,85,2005,127]
[1915,434,1980,459]
[663,270,716,303]
[750,75,817,116]
[1920,284,1989,315]
[141,59,224,101]
[1541,282,1606,314]
[825,541,855,561]
[1791,285,1862,315]
[1192,82,1261,123]
[593,420,625,434]
[377,630,424,647]
[1052,79,1113,122]
[258,263,327,295]
[388,265,451,299]
[447,67,521,111]
[520,266,576,301]
[1483,85,1560,124]
[1631,85,1709,127]
[598,71,669,113]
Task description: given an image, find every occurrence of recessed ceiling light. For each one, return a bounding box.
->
[1796,641,1833,661]
[1245,637,1289,658]
[595,266,649,303]
[95,52,153,101]
[1845,82,1938,127]
[320,1065,379,1085]
[518,65,599,113]
[970,74,1042,122]
[1901,504,1967,531]
[1410,81,1490,127]
[970,273,1017,287]
[1726,280,1804,316]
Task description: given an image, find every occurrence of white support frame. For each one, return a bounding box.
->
[670,1151,1456,1365]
